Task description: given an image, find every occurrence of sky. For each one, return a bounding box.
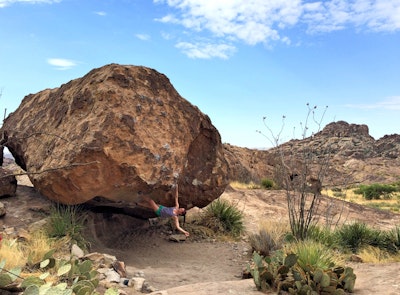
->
[0,0,399,149]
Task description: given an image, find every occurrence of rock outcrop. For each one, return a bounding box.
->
[0,64,229,209]
[223,144,275,183]
[224,121,400,186]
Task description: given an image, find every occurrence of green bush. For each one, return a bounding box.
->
[304,225,337,249]
[290,240,336,272]
[333,222,394,253]
[334,222,372,253]
[46,203,88,249]
[202,199,244,237]
[260,178,275,190]
[354,183,397,200]
[389,226,400,251]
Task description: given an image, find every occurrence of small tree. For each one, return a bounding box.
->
[258,104,334,240]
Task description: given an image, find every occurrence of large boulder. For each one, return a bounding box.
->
[1,64,229,209]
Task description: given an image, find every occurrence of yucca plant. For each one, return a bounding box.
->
[392,226,400,250]
[334,222,374,253]
[334,222,393,254]
[201,198,244,237]
[306,224,337,247]
[46,203,88,249]
[287,240,340,272]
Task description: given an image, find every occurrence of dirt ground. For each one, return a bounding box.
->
[2,176,400,294]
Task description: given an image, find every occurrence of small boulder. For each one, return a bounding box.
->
[169,234,187,242]
[0,167,17,198]
[0,201,6,217]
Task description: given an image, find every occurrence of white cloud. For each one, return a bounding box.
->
[154,0,400,54]
[304,0,400,33]
[47,58,78,70]
[155,0,302,45]
[94,11,107,16]
[0,0,60,8]
[346,96,400,110]
[175,41,236,59]
[161,31,173,40]
[135,34,151,41]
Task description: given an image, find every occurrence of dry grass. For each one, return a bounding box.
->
[323,188,400,213]
[248,220,289,256]
[0,237,27,269]
[230,181,261,190]
[23,231,58,266]
[0,231,66,270]
[358,246,400,263]
[258,220,289,242]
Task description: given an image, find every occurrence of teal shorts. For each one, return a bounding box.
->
[155,205,164,217]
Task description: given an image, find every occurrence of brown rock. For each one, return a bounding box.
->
[1,64,229,209]
[0,167,17,198]
[0,201,5,217]
[223,120,400,187]
[112,260,127,278]
[223,144,275,183]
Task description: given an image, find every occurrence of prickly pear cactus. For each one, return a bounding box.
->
[248,252,356,295]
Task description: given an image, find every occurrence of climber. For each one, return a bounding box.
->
[138,184,189,237]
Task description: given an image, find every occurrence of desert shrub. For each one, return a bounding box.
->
[306,224,337,247]
[46,203,88,249]
[0,237,27,269]
[260,178,275,189]
[390,225,400,250]
[201,199,244,237]
[249,229,276,257]
[334,222,373,253]
[354,183,397,200]
[333,222,396,253]
[249,221,288,256]
[288,240,342,271]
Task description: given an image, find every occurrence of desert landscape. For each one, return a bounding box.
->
[1,65,400,295]
[1,172,400,295]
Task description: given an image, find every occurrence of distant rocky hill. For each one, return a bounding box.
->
[224,121,400,187]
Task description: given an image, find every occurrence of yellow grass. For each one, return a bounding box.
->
[24,231,58,265]
[358,246,400,263]
[230,181,260,189]
[258,219,289,242]
[0,231,65,270]
[0,237,27,269]
[323,188,400,213]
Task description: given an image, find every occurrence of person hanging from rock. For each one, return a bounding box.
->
[137,184,189,237]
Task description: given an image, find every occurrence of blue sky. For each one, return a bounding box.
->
[0,0,399,148]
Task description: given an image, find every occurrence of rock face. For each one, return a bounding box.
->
[1,64,229,208]
[224,121,400,186]
[223,144,275,183]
